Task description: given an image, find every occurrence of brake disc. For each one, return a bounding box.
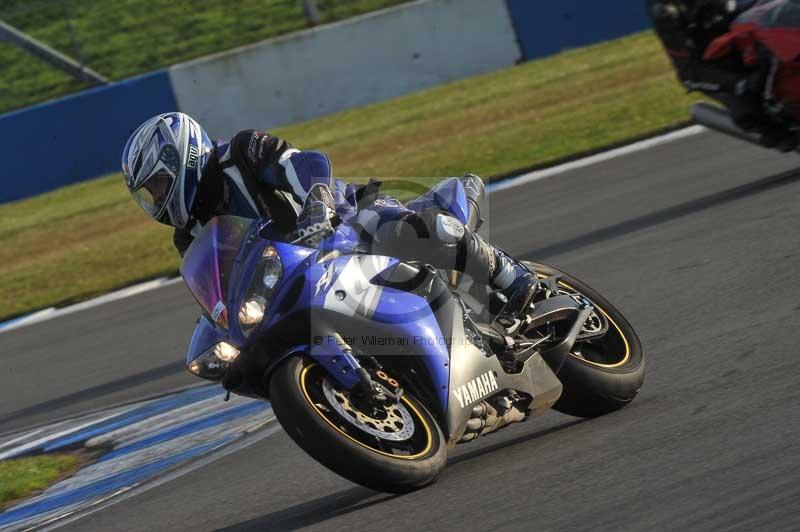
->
[322,378,415,441]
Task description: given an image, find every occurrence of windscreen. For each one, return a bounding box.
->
[180,216,255,329]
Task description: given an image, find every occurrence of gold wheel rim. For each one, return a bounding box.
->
[299,363,435,460]
[534,274,632,369]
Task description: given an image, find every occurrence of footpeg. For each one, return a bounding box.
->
[501,273,538,318]
[486,290,509,317]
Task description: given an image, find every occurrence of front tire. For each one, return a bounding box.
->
[526,262,645,418]
[269,356,447,493]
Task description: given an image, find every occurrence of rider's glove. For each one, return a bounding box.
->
[294,183,338,246]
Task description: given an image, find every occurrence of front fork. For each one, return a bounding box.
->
[308,333,402,406]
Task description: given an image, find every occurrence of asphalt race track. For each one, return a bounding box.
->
[3,130,800,531]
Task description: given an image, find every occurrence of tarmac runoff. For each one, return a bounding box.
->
[0,124,711,529]
[0,125,706,337]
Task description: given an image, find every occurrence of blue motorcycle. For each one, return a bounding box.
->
[181,179,644,493]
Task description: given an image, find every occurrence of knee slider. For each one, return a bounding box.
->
[433,213,466,244]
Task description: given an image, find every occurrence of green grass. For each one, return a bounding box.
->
[0,31,698,320]
[0,454,82,509]
[0,0,411,114]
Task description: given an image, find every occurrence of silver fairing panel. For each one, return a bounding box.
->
[445,303,563,445]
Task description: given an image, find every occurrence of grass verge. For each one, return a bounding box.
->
[0,454,83,510]
[0,31,698,321]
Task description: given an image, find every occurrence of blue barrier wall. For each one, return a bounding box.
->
[1,71,177,204]
[170,0,520,139]
[1,1,654,204]
[506,1,651,61]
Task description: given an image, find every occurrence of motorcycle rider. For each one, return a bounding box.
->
[648,0,798,150]
[121,112,537,316]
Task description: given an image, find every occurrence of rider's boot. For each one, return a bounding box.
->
[457,174,536,317]
[460,227,538,319]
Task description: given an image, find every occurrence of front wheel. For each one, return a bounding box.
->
[269,356,447,493]
[526,262,645,418]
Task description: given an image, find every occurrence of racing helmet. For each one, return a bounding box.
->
[650,0,737,31]
[122,112,213,228]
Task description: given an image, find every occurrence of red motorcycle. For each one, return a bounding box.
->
[692,0,800,146]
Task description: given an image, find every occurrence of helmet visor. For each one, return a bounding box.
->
[132,169,175,217]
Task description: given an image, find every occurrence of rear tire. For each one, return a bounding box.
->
[269,356,447,493]
[526,262,645,418]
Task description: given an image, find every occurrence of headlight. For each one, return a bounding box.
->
[239,296,266,325]
[238,246,282,335]
[261,246,283,290]
[214,341,240,362]
[188,341,240,380]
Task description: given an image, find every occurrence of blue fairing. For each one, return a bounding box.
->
[317,222,363,257]
[405,177,470,226]
[226,235,316,345]
[184,217,453,417]
[371,283,451,411]
[186,315,227,365]
[286,253,451,412]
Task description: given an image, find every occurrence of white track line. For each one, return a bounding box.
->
[39,424,283,532]
[486,125,705,193]
[0,277,182,335]
[2,125,706,336]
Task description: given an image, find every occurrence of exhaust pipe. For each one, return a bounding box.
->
[691,102,763,145]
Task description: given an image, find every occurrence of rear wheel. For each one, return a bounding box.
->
[269,356,447,493]
[526,262,645,418]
